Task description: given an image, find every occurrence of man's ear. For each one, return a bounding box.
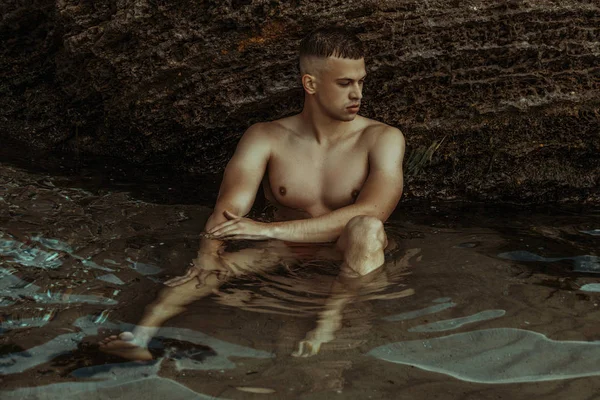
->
[302,74,317,95]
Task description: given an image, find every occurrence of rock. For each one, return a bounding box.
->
[1,0,599,203]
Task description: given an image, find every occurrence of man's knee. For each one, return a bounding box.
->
[343,215,386,248]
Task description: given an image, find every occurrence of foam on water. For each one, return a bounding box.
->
[408,309,506,332]
[369,328,600,383]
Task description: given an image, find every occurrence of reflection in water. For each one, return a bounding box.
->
[432,297,452,303]
[453,242,480,248]
[99,242,418,360]
[125,257,162,275]
[30,236,74,253]
[0,315,272,375]
[3,362,222,400]
[2,330,88,375]
[369,328,600,384]
[383,299,456,322]
[97,274,125,285]
[498,251,600,273]
[0,234,117,272]
[408,309,506,332]
[236,386,276,394]
[0,237,63,269]
[0,316,51,333]
[0,266,117,307]
[581,229,600,236]
[579,283,600,293]
[292,261,415,357]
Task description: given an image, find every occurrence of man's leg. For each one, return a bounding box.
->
[336,215,387,277]
[99,243,295,360]
[293,215,390,356]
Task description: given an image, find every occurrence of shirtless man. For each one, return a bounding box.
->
[99,27,406,360]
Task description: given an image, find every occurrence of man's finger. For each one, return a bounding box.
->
[211,222,243,237]
[207,219,238,234]
[217,234,262,241]
[225,234,261,240]
[211,224,241,237]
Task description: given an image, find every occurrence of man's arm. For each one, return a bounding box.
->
[268,127,405,242]
[200,123,271,251]
[164,124,270,286]
[209,127,405,244]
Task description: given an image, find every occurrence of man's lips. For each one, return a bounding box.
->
[347,104,360,110]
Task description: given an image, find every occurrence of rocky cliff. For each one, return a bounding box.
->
[1,0,599,203]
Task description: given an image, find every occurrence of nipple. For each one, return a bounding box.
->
[279,186,287,196]
[352,190,359,199]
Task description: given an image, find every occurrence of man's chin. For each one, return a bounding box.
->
[337,113,357,122]
[324,109,358,122]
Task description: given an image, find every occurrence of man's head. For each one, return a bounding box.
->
[299,27,367,121]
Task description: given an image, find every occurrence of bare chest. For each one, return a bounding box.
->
[264,144,369,215]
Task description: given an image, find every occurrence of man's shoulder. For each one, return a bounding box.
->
[240,122,277,146]
[245,116,297,139]
[360,119,406,165]
[360,118,404,144]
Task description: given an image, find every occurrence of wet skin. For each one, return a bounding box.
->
[99,56,406,360]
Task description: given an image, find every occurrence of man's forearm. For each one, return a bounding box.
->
[268,204,376,243]
[198,205,240,257]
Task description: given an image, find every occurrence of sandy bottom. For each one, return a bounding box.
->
[1,162,600,399]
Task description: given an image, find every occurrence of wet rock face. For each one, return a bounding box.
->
[1,0,599,203]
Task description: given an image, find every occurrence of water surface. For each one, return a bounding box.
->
[1,160,600,399]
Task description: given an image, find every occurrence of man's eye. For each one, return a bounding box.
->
[339,82,350,86]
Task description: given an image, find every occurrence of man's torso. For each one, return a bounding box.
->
[259,115,388,221]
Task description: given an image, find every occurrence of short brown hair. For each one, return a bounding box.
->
[299,27,365,67]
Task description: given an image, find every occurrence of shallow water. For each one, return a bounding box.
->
[1,161,600,399]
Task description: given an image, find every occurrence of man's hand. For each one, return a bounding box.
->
[163,255,230,288]
[207,210,272,240]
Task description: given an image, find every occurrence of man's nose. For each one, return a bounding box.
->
[350,84,363,100]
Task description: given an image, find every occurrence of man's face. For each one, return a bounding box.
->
[310,56,366,122]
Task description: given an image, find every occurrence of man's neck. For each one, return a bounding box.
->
[298,102,355,145]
